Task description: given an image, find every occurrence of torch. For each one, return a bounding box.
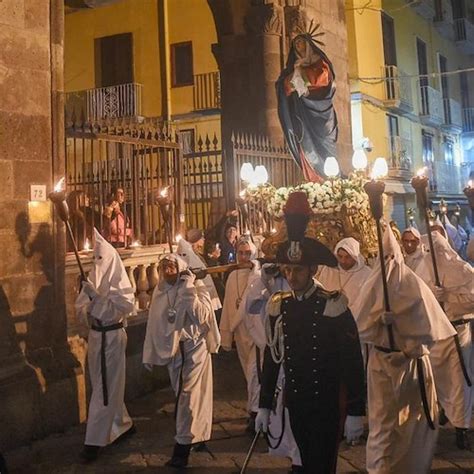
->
[156,186,174,253]
[49,177,87,282]
[464,180,474,226]
[236,189,252,239]
[364,158,395,350]
[411,169,441,289]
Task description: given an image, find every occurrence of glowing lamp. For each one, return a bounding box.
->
[254,165,269,185]
[352,149,368,171]
[324,157,339,178]
[371,158,388,180]
[240,163,254,183]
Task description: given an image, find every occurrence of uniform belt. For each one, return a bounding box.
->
[90,320,124,406]
[374,345,400,354]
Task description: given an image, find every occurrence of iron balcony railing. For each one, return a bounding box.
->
[419,85,443,125]
[66,82,143,122]
[193,72,221,111]
[383,65,413,113]
[442,98,463,130]
[462,107,474,132]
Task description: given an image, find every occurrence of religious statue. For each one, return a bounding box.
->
[276,22,338,182]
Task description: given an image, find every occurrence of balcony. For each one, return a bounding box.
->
[387,136,413,180]
[383,66,414,115]
[462,107,474,132]
[193,72,221,111]
[434,0,455,40]
[65,82,143,123]
[419,85,443,126]
[442,98,463,133]
[454,18,474,54]
[405,0,435,20]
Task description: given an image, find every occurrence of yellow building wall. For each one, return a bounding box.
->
[64,0,162,118]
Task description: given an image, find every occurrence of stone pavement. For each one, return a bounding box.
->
[4,350,474,473]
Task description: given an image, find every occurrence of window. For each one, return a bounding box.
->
[422,130,437,191]
[171,42,194,87]
[95,33,134,87]
[382,13,397,66]
[416,38,428,88]
[460,71,470,108]
[438,54,449,98]
[451,0,465,19]
[443,136,454,165]
[179,129,195,155]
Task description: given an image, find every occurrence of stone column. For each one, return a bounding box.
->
[0,0,79,450]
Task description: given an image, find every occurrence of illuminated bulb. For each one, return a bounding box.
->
[240,163,254,182]
[160,187,168,198]
[54,177,66,192]
[84,238,91,251]
[352,149,367,171]
[254,165,269,185]
[371,157,388,180]
[245,230,251,236]
[271,227,277,234]
[417,167,428,177]
[175,234,182,243]
[131,240,141,248]
[324,157,340,178]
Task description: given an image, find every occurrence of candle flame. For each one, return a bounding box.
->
[468,180,473,188]
[131,240,141,248]
[160,187,168,198]
[54,177,66,192]
[416,167,428,177]
[271,227,277,234]
[175,234,182,243]
[83,238,91,251]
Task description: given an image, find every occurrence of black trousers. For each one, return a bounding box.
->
[288,404,341,474]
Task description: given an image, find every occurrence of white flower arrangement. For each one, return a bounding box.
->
[248,175,371,219]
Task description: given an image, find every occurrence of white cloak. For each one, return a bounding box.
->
[143,254,219,444]
[220,261,261,412]
[75,229,135,447]
[353,227,456,474]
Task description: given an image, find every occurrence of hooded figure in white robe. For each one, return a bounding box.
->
[244,265,302,468]
[352,226,456,474]
[177,238,222,312]
[220,238,261,416]
[403,227,474,440]
[143,253,220,468]
[75,229,135,459]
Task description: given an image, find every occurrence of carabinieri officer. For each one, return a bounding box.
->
[255,192,366,474]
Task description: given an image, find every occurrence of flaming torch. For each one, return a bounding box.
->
[411,168,441,289]
[156,186,174,253]
[49,177,87,281]
[363,158,395,350]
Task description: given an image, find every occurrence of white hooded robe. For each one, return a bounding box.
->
[405,228,474,428]
[75,229,135,447]
[143,254,220,445]
[352,227,456,474]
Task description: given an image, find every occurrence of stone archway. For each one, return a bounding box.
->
[208,0,352,172]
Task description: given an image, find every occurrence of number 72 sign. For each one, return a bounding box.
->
[30,184,47,202]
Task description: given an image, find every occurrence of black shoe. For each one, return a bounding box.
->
[80,445,100,462]
[456,428,471,450]
[165,443,191,468]
[439,409,449,426]
[113,424,137,444]
[191,442,207,452]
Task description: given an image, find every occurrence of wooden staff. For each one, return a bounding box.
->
[364,179,395,350]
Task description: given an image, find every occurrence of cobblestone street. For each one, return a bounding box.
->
[4,351,474,473]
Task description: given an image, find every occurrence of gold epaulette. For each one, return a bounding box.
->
[267,291,292,317]
[315,287,341,300]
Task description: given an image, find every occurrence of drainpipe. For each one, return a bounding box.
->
[158,0,172,122]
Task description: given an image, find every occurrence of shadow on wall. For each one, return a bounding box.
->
[0,212,82,450]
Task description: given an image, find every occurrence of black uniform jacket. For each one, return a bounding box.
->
[259,287,366,416]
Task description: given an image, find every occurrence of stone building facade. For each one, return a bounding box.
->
[0,0,352,450]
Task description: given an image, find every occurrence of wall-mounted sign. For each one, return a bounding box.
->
[30,184,47,202]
